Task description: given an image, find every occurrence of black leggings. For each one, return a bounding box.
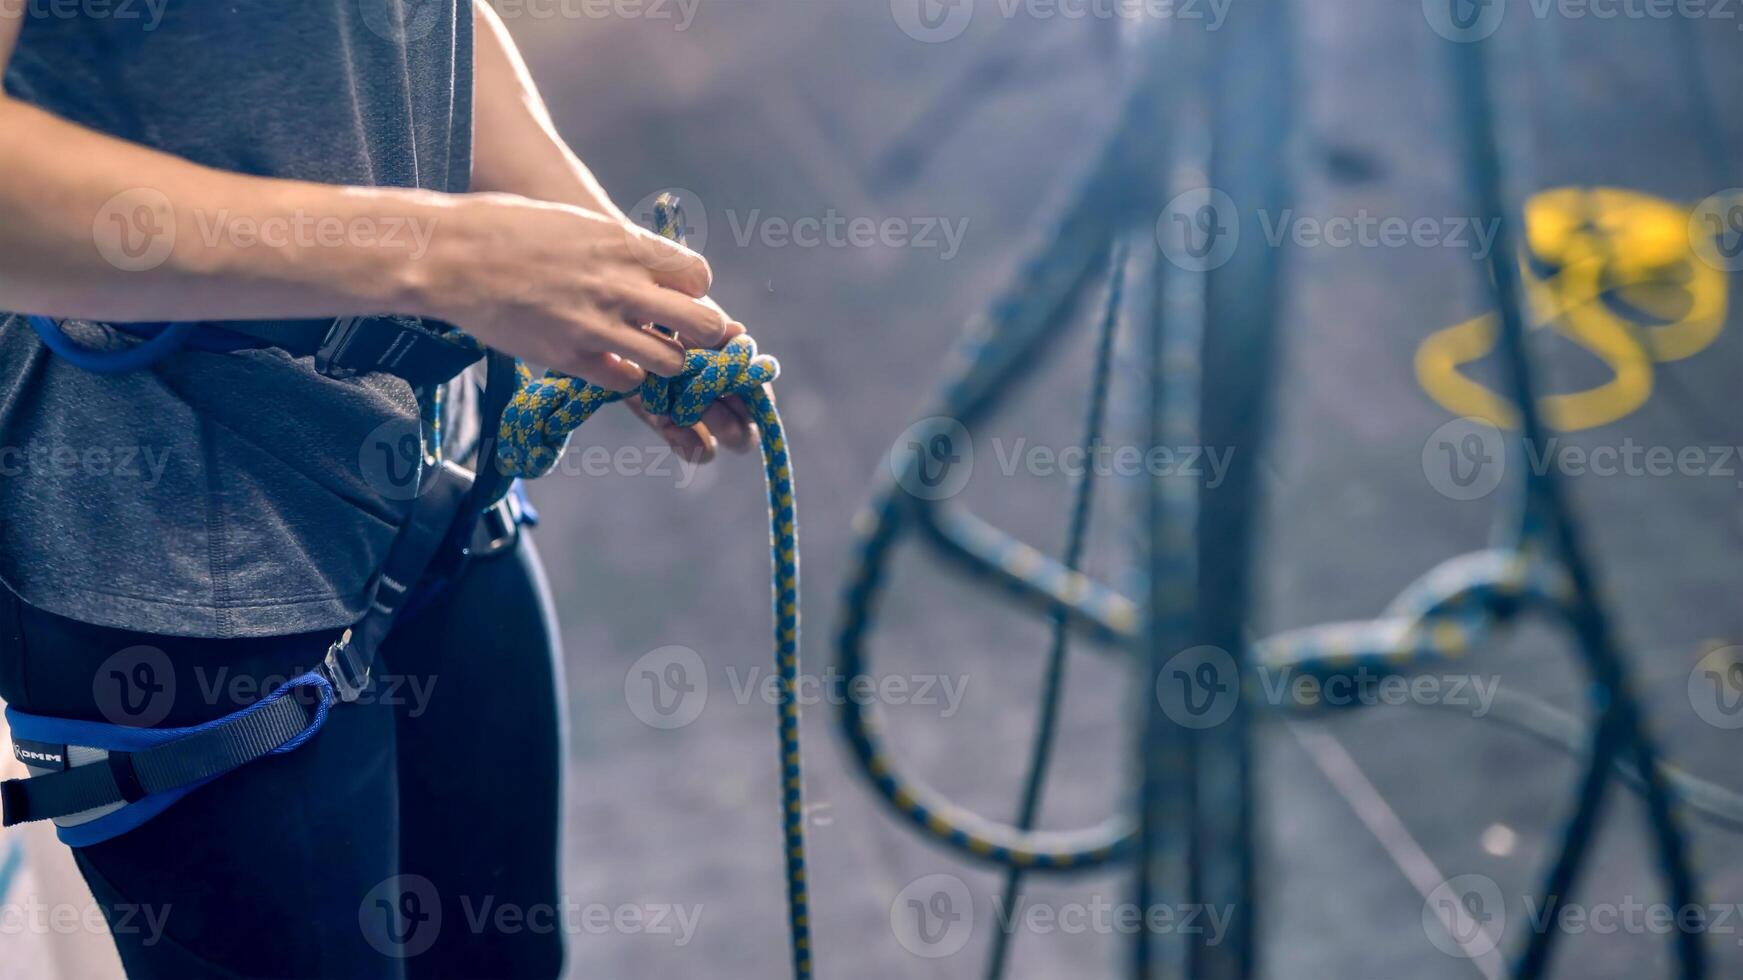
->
[0,535,566,979]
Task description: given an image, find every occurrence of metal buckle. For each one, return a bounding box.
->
[473,491,523,558]
[313,317,364,379]
[319,629,371,703]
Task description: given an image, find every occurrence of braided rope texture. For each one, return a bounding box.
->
[832,16,1716,980]
[477,197,812,980]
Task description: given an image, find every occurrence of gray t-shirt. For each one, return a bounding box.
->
[0,1,475,637]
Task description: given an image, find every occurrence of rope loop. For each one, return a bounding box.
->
[496,334,778,479]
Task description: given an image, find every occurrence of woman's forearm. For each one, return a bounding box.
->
[470,2,623,218]
[0,95,449,324]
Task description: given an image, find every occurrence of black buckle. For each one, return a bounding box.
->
[320,629,371,703]
[1,777,27,827]
[471,491,523,558]
[315,317,481,388]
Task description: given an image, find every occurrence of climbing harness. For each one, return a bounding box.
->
[4,196,813,979]
[836,10,1733,980]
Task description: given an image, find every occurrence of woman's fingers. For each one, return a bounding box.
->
[702,400,756,453]
[568,352,645,393]
[621,286,730,349]
[624,226,713,297]
[597,318,688,377]
[626,395,718,463]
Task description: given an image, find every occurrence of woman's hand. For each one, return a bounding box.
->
[625,313,761,463]
[416,193,730,392]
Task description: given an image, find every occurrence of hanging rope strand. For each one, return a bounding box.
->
[486,197,812,980]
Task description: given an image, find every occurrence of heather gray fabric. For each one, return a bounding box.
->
[0,1,475,637]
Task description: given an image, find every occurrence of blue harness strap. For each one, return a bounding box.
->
[22,313,484,387]
[4,672,332,847]
[25,315,197,374]
[0,442,488,846]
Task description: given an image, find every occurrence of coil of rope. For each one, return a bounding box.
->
[484,196,812,980]
[833,13,1735,980]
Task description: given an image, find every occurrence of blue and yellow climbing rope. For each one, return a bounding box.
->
[486,196,812,980]
[832,9,1732,980]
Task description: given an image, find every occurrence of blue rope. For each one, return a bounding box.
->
[0,835,21,904]
[985,240,1127,979]
[833,13,1721,980]
[24,315,196,374]
[488,198,812,980]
